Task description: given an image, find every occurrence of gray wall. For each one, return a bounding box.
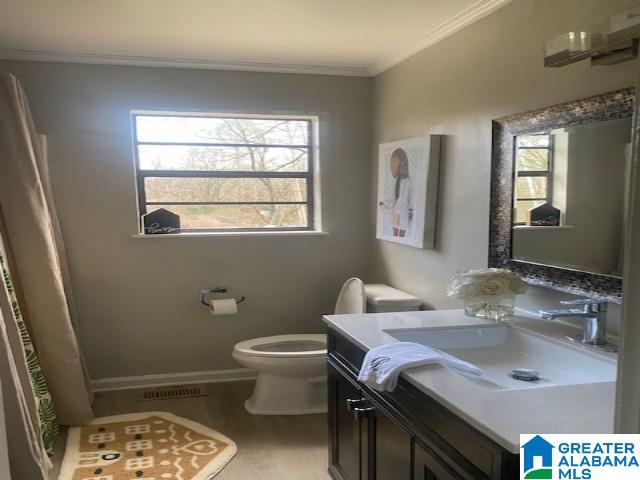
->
[371,0,637,324]
[0,61,373,380]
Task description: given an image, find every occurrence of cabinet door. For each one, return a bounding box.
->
[413,440,463,480]
[329,364,365,480]
[370,404,412,480]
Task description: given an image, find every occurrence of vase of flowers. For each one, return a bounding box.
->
[446,268,527,321]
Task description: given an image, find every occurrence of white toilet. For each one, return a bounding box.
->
[232,278,421,415]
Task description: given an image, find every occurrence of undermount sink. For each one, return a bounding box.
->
[383,323,617,391]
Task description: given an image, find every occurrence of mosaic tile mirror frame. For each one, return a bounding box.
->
[489,88,635,303]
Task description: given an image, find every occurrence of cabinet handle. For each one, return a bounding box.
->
[346,398,362,411]
[352,405,376,419]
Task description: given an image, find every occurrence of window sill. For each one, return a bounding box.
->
[132,230,329,239]
[513,225,574,230]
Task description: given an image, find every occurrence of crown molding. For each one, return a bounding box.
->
[0,49,370,77]
[0,0,512,78]
[368,0,513,76]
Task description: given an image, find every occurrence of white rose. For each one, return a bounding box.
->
[473,278,508,297]
[446,268,527,299]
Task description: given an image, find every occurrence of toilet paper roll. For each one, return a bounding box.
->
[209,298,238,316]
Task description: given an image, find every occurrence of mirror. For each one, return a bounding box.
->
[489,88,633,302]
[511,118,632,277]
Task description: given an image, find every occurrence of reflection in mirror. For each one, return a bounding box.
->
[511,117,632,277]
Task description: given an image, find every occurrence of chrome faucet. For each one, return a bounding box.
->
[539,298,615,350]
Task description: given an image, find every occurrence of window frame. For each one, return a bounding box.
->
[131,111,319,233]
[513,133,554,226]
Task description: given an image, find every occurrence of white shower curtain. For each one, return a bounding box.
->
[0,73,94,474]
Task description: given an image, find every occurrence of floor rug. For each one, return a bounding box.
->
[57,411,237,480]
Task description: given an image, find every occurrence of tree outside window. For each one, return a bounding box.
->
[133,114,317,232]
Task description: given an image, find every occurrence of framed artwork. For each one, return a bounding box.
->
[376,135,441,249]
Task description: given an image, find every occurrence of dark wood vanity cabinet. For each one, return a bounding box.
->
[329,363,365,480]
[327,329,519,480]
[413,440,463,480]
[371,403,412,479]
[328,362,412,480]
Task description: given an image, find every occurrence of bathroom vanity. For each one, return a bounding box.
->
[324,309,618,480]
[327,330,518,479]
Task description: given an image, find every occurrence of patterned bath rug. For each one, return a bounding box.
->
[58,411,237,480]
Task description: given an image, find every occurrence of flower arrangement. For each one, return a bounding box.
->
[446,268,527,320]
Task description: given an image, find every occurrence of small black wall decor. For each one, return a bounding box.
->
[528,203,561,226]
[142,208,180,234]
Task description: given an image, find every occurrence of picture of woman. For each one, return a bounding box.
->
[376,135,440,249]
[379,148,413,237]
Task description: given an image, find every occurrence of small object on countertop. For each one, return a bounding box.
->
[446,268,527,321]
[511,368,540,382]
[357,342,483,392]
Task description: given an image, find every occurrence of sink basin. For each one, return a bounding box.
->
[383,324,616,390]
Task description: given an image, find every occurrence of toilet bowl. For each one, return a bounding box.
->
[232,334,327,415]
[233,279,421,415]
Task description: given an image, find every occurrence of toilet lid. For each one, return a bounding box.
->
[233,334,327,358]
[334,277,366,315]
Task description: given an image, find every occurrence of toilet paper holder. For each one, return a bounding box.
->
[200,287,246,307]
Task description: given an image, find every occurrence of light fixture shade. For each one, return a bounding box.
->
[607,5,640,44]
[543,32,591,67]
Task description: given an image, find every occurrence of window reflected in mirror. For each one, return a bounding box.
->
[511,117,632,277]
[514,134,552,224]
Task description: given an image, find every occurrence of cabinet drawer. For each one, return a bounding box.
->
[328,329,366,375]
[414,439,464,480]
[388,382,499,478]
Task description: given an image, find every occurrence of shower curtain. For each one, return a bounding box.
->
[0,227,52,480]
[0,73,94,474]
[0,231,59,449]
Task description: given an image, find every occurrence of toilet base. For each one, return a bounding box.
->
[244,372,327,415]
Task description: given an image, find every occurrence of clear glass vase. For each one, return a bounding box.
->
[463,295,515,321]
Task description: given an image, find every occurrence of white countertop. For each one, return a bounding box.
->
[323,309,617,454]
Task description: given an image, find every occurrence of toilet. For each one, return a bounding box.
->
[232,278,421,415]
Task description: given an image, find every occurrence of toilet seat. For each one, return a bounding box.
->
[233,334,326,358]
[334,277,366,315]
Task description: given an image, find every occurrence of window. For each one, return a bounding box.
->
[132,113,317,232]
[513,134,553,225]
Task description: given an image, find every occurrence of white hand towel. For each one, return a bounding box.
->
[357,342,483,392]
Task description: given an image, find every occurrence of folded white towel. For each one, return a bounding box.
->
[357,342,483,392]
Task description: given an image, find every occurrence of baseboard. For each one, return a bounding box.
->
[90,368,257,392]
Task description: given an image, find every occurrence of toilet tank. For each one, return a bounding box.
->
[364,284,421,313]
